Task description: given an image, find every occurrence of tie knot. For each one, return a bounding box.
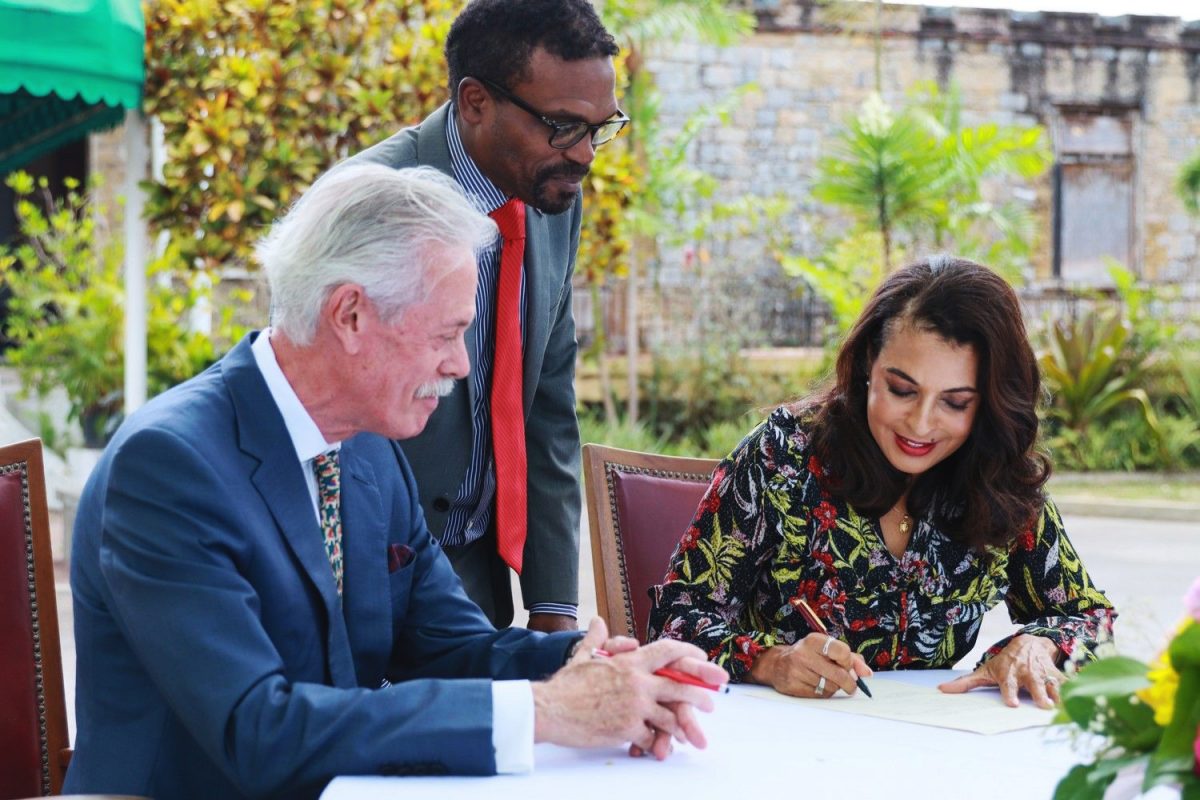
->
[489,198,526,243]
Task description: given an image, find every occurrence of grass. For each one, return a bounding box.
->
[1048,473,1200,504]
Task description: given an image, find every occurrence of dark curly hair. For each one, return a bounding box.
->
[803,256,1051,552]
[445,0,619,98]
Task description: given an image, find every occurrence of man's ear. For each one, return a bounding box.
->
[456,77,491,126]
[325,283,369,354]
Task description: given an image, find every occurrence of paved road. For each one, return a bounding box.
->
[53,514,1197,739]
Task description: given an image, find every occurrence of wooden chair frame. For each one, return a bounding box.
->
[0,438,70,797]
[582,443,718,641]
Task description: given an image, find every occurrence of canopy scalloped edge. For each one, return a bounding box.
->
[0,73,140,112]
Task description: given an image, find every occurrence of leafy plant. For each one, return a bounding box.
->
[578,411,682,456]
[0,172,243,448]
[143,0,458,271]
[1046,410,1199,472]
[1037,306,1158,438]
[1178,147,1200,216]
[1174,345,1200,422]
[641,342,807,448]
[780,230,892,339]
[812,92,946,271]
[806,83,1050,280]
[1053,579,1200,799]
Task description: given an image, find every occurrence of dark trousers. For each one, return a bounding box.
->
[443,525,515,628]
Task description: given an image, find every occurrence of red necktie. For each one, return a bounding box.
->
[488,199,527,574]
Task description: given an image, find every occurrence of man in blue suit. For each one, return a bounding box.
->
[65,165,726,799]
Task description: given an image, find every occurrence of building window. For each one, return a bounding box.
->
[1052,110,1135,285]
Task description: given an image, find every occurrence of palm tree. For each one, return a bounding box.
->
[812,84,1050,276]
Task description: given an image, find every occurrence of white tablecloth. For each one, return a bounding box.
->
[322,670,1102,800]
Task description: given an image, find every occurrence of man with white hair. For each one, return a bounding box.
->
[65,165,726,800]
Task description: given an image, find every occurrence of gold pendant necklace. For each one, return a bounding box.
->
[898,514,913,537]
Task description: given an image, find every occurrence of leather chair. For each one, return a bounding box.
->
[0,439,71,798]
[582,443,717,643]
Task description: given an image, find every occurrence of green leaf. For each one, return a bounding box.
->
[1059,656,1151,728]
[1053,763,1116,800]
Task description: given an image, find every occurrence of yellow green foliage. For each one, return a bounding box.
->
[143,0,461,270]
[0,173,245,446]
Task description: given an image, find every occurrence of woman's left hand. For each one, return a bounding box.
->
[937,634,1066,709]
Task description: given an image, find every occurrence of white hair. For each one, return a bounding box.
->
[256,164,497,345]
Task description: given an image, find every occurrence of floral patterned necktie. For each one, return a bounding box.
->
[313,450,343,596]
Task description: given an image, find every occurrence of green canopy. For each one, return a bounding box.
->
[0,0,144,173]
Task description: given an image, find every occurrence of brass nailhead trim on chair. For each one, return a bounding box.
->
[602,462,713,639]
[3,460,51,797]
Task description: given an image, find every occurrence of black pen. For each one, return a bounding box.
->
[794,598,873,698]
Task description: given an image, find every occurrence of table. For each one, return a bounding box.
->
[322,671,1095,800]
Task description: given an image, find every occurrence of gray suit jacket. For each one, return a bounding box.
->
[343,104,582,609]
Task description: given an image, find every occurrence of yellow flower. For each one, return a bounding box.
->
[1135,618,1191,726]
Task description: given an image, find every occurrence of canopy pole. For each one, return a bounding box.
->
[122,109,148,415]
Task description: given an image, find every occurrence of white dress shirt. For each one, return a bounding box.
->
[250,329,536,772]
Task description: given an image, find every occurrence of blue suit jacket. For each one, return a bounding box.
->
[65,334,575,799]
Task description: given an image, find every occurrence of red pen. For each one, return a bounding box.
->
[592,648,730,693]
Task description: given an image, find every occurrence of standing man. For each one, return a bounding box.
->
[345,0,627,631]
[65,165,725,800]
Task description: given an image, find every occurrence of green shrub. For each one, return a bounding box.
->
[687,418,757,459]
[1044,409,1200,472]
[640,343,815,446]
[0,172,244,448]
[1037,306,1157,437]
[578,412,684,456]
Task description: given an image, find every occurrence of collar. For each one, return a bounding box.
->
[446,104,508,214]
[446,104,542,217]
[250,328,340,462]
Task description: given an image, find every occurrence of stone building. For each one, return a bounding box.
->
[584,0,1200,350]
[14,0,1200,353]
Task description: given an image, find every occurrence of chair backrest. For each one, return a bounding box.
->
[582,443,718,643]
[0,439,70,799]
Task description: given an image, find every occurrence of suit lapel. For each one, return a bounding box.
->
[222,334,357,687]
[520,209,556,417]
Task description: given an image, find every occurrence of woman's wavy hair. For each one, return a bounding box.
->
[804,256,1051,551]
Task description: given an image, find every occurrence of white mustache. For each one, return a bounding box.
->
[415,378,456,399]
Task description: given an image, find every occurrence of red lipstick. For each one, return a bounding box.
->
[895,433,935,457]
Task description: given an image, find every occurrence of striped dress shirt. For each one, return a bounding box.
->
[443,106,576,619]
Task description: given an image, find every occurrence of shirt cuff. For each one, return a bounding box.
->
[527,602,578,618]
[491,680,535,774]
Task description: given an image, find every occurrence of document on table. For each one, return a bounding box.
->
[735,677,1056,735]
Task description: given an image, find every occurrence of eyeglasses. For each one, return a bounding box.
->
[475,77,629,150]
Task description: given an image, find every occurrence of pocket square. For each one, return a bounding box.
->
[387,543,415,573]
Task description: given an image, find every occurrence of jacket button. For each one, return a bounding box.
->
[432,497,450,512]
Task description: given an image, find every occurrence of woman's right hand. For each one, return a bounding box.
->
[748,633,873,698]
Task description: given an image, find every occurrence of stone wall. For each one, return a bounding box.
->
[601,0,1200,351]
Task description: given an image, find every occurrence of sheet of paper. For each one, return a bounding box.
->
[735,677,1056,735]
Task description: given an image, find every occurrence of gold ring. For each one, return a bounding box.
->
[815,676,827,695]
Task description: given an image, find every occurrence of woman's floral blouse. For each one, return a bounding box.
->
[647,406,1116,683]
